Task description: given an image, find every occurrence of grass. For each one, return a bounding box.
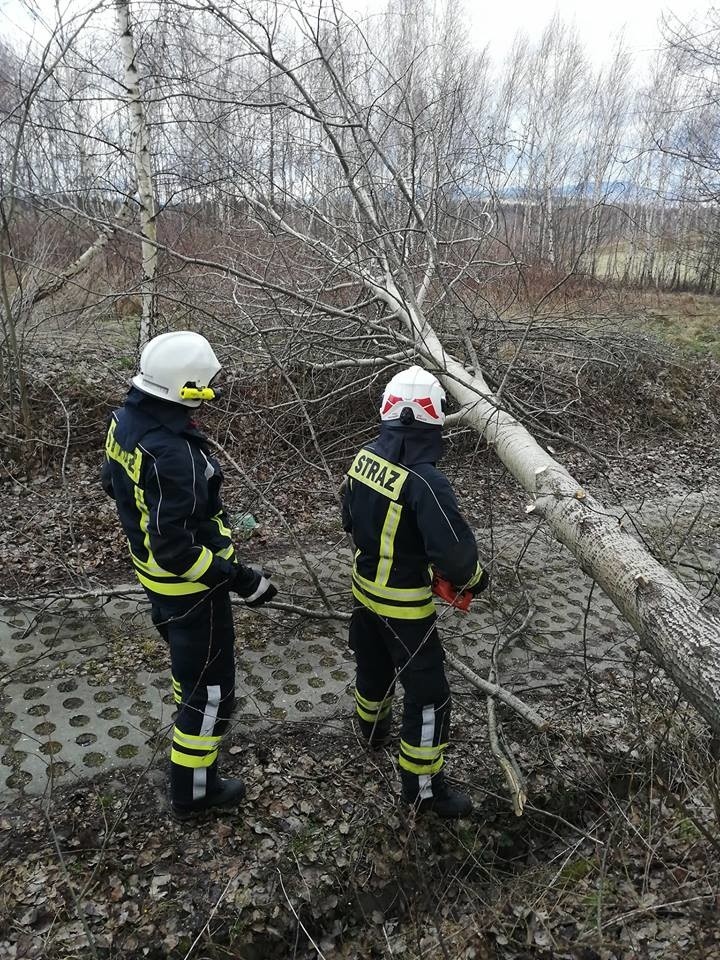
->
[640,292,720,359]
[569,242,720,356]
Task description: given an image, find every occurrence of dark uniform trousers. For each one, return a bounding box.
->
[150,589,236,807]
[349,605,451,799]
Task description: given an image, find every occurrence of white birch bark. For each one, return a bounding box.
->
[115,0,157,346]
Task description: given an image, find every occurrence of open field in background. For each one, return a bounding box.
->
[593,241,706,289]
[638,294,720,358]
[21,265,720,353]
[500,285,720,359]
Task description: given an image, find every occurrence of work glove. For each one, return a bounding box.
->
[468,567,490,595]
[246,577,278,609]
[233,563,278,608]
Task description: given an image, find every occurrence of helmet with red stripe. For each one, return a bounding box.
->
[380,365,446,426]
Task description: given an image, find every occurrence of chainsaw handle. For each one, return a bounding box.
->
[432,575,472,612]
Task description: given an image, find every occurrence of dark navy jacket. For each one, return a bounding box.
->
[102,388,259,600]
[342,423,482,620]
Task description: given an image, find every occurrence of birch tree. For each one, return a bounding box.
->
[0,9,107,458]
[115,0,157,345]
[649,10,720,291]
[579,41,631,277]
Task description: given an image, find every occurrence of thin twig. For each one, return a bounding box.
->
[277,869,328,960]
[182,874,236,960]
[600,895,714,931]
[445,650,548,730]
[210,439,335,611]
[44,811,100,960]
[0,586,350,621]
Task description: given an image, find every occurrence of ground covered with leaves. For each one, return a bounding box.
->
[3,300,720,957]
[2,665,720,960]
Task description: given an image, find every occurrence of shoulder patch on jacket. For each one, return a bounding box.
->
[347,450,408,500]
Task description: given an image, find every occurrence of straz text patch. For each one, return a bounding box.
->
[348,450,408,500]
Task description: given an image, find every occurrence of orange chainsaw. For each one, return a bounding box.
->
[431,573,472,612]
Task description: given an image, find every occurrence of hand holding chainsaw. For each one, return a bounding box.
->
[431,565,489,613]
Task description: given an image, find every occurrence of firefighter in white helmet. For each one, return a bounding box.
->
[342,365,488,818]
[102,331,277,819]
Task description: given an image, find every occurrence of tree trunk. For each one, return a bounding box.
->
[544,185,556,267]
[115,0,157,346]
[25,195,135,308]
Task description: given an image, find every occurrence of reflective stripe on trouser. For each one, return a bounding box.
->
[149,591,236,806]
[399,708,448,800]
[348,605,451,797]
[354,688,394,725]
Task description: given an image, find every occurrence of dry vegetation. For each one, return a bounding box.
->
[3,661,720,959]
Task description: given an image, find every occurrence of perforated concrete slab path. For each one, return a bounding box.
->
[1,599,170,794]
[0,579,357,798]
[1,497,718,799]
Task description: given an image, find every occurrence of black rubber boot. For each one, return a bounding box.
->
[402,773,473,819]
[171,777,246,821]
[357,715,392,749]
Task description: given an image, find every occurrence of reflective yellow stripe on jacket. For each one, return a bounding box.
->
[376,503,402,586]
[129,475,217,597]
[212,512,235,561]
[351,496,435,619]
[351,581,436,620]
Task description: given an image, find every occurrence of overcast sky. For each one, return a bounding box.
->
[467,0,700,73]
[344,0,705,78]
[0,0,709,76]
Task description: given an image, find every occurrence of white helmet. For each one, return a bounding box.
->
[380,365,446,426]
[132,331,221,408]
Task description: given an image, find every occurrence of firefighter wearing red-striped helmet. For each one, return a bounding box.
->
[342,365,489,818]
